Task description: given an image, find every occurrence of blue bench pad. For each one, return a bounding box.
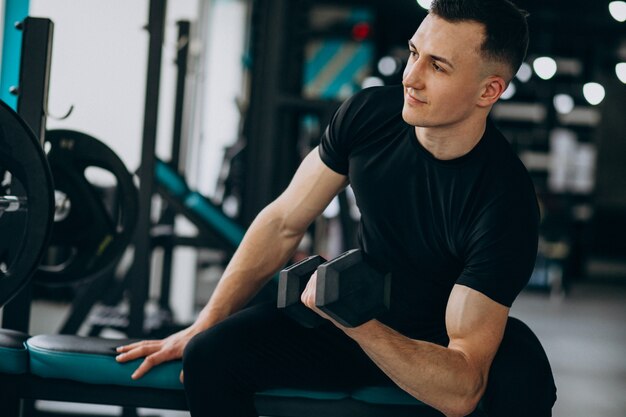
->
[24,334,427,407]
[0,328,30,374]
[27,335,183,390]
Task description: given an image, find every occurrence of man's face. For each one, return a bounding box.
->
[402,14,490,129]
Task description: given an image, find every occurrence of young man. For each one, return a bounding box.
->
[116,1,557,416]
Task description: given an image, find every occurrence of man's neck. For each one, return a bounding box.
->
[415,118,487,161]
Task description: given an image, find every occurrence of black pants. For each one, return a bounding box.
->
[182,303,556,417]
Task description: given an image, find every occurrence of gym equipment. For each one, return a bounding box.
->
[155,158,245,248]
[0,324,453,417]
[0,99,54,307]
[316,249,391,328]
[277,255,328,328]
[279,249,391,328]
[34,129,139,286]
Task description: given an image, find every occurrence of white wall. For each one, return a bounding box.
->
[191,0,248,197]
[29,0,199,170]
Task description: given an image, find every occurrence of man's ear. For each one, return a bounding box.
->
[478,76,507,107]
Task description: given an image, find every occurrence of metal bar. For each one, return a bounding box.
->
[158,20,190,310]
[15,17,53,143]
[129,0,167,337]
[0,195,26,212]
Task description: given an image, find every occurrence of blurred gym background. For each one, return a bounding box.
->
[0,0,625,416]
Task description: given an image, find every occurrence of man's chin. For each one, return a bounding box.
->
[402,107,421,126]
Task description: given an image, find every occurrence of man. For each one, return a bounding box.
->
[116,1,557,416]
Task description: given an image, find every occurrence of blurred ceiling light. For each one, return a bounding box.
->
[516,62,532,82]
[500,82,516,100]
[553,94,575,114]
[533,57,557,80]
[609,1,626,22]
[378,56,399,76]
[417,0,431,10]
[583,82,606,105]
[616,62,626,83]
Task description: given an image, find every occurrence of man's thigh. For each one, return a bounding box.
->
[182,302,393,392]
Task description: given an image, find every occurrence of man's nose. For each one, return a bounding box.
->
[402,59,425,89]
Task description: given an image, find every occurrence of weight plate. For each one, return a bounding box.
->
[34,130,138,286]
[0,100,54,307]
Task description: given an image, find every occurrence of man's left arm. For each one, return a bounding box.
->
[302,281,509,417]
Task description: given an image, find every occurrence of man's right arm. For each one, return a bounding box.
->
[194,147,349,329]
[115,148,348,378]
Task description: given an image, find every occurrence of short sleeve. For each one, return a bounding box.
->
[456,187,540,307]
[318,88,377,175]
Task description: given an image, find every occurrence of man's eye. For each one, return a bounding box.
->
[432,62,443,72]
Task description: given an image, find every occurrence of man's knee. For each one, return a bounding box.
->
[182,317,251,382]
[183,328,224,383]
[182,303,284,385]
[483,317,557,416]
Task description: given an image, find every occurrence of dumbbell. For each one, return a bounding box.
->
[316,249,391,328]
[277,249,391,328]
[277,255,328,328]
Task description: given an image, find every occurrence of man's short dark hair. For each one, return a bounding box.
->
[430,0,529,80]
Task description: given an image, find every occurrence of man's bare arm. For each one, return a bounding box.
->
[116,148,347,379]
[194,149,349,329]
[302,281,509,417]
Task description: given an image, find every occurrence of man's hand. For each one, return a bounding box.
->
[300,272,329,319]
[115,325,202,383]
[300,271,352,328]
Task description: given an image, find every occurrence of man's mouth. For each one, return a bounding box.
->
[405,88,426,104]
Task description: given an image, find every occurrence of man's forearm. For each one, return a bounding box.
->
[344,321,484,417]
[193,204,305,330]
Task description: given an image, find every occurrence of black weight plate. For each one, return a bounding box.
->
[0,100,54,307]
[34,130,138,286]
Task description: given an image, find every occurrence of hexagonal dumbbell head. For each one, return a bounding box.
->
[277,255,327,328]
[315,249,391,328]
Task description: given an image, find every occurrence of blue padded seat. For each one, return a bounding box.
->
[26,334,350,401]
[0,328,30,374]
[27,335,183,390]
[351,385,423,405]
[258,388,349,401]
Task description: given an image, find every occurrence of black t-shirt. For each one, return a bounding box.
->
[319,85,539,344]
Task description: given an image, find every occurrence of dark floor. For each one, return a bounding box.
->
[511,281,626,417]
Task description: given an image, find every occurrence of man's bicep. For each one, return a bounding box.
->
[445,284,509,377]
[271,147,348,234]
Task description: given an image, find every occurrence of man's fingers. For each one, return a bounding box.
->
[130,351,169,380]
[301,271,317,308]
[116,340,159,353]
[116,343,162,363]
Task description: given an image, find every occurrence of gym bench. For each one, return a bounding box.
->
[0,329,471,417]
